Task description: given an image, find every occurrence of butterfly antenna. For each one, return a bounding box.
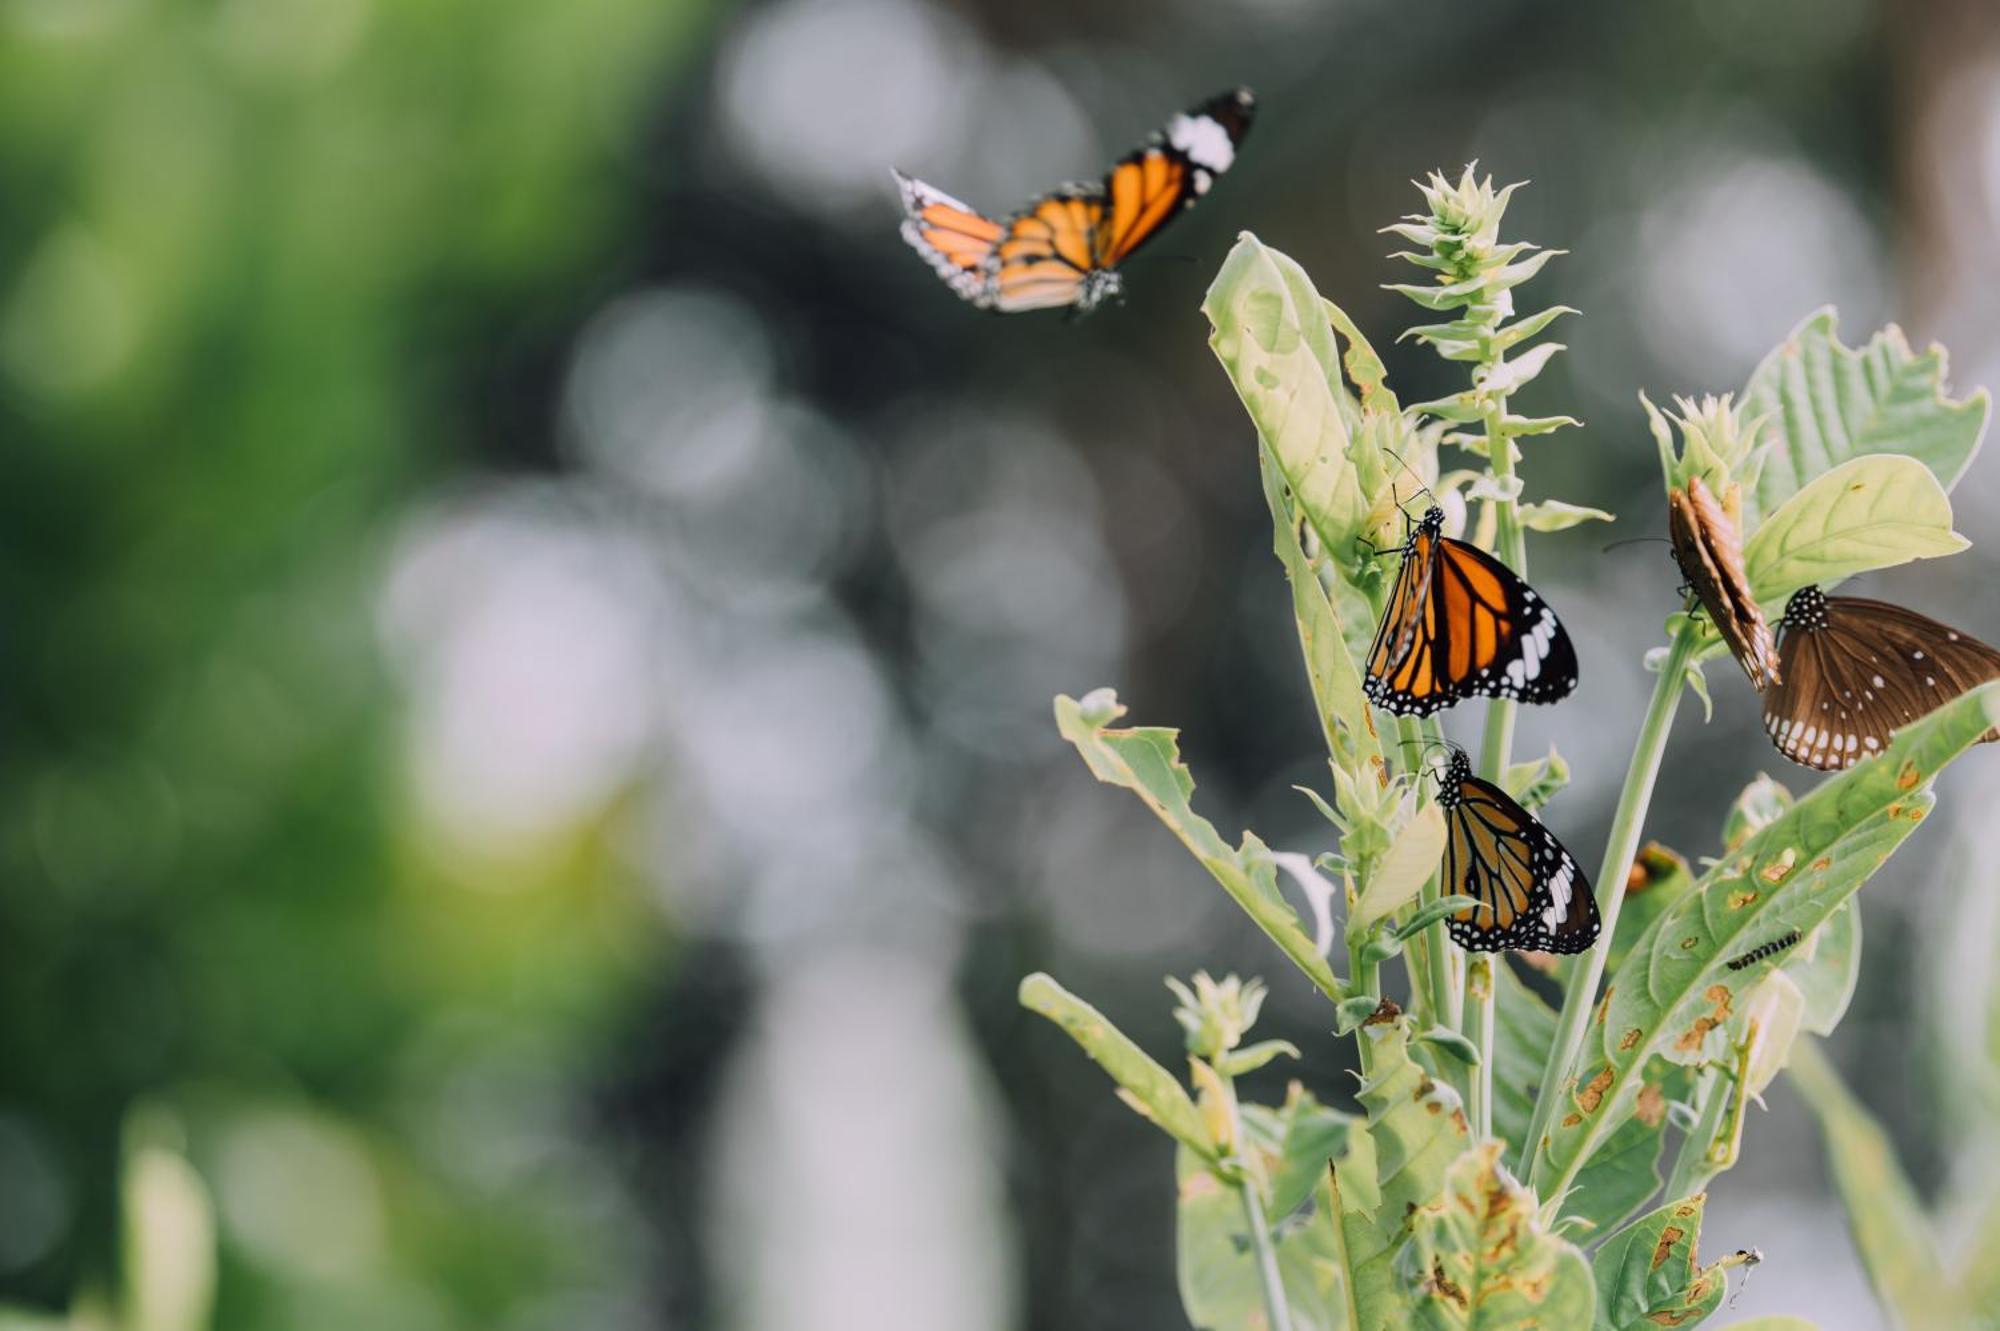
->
[1600,536,1672,554]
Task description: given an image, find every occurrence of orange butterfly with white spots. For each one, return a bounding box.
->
[893,89,1254,315]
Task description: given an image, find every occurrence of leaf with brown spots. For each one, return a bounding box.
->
[1592,1194,1731,1331]
[1491,963,1682,1238]
[1536,684,2000,1206]
[1394,1141,1595,1330]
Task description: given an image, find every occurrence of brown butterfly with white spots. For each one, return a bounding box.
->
[1762,586,2000,770]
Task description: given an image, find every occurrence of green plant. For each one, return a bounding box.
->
[1021,168,1995,1329]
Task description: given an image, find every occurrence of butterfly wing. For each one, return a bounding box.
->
[1363,523,1443,713]
[1365,526,1576,716]
[1095,87,1254,268]
[894,171,1005,307]
[1668,477,1779,690]
[1434,537,1577,704]
[1765,592,2000,769]
[991,189,1105,312]
[1444,772,1599,954]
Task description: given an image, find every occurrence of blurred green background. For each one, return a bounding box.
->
[3,0,1999,1327]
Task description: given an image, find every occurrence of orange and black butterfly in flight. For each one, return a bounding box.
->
[1668,474,1780,691]
[1363,506,1578,716]
[893,88,1254,314]
[1762,585,2000,770]
[1435,747,1599,954]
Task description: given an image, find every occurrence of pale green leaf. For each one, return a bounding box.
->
[1394,1140,1596,1331]
[1723,774,1794,853]
[1742,455,1967,604]
[1329,1018,1473,1331]
[1260,1082,1358,1221]
[1180,1083,1357,1330]
[1744,307,1990,527]
[1324,298,1399,414]
[1018,973,1215,1160]
[1501,745,1570,812]
[1785,901,1861,1037]
[1219,1038,1303,1078]
[1537,683,2000,1201]
[1355,801,1445,932]
[1055,692,1348,1001]
[1176,1150,1345,1331]
[1262,444,1386,782]
[1787,1039,1951,1329]
[1592,1194,1730,1331]
[1207,234,1370,553]
[1516,499,1614,532]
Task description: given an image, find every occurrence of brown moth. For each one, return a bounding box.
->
[1667,473,1780,691]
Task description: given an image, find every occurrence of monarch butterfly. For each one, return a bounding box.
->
[1435,747,1599,954]
[1363,506,1578,717]
[1724,929,1802,971]
[1668,474,1779,691]
[893,88,1254,314]
[1762,586,2000,770]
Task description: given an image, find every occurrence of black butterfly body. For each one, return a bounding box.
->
[1436,748,1599,954]
[1763,586,2000,770]
[1363,507,1579,717]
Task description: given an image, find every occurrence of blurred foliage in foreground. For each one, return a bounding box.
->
[0,0,716,1324]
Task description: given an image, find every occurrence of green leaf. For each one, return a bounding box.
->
[1592,1195,1729,1331]
[1501,745,1569,812]
[1018,973,1216,1160]
[1743,307,1990,527]
[1609,843,1695,976]
[1356,801,1445,932]
[1490,962,1672,1237]
[1259,1082,1359,1222]
[1219,1038,1303,1078]
[1786,901,1861,1036]
[1324,298,1399,414]
[1787,1039,1952,1329]
[1741,455,1967,604]
[1055,692,1348,1001]
[1182,1084,1355,1331]
[1723,775,1794,853]
[1516,499,1614,532]
[1329,1018,1473,1331]
[1176,1149,1345,1331]
[1394,1140,1596,1330]
[1207,234,1370,554]
[1537,682,2000,1200]
[1262,444,1386,782]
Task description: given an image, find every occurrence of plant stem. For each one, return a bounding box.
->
[1521,622,1702,1185]
[1215,1062,1294,1331]
[1472,406,1523,1144]
[1236,1174,1295,1331]
[1663,1067,1729,1202]
[1396,714,1447,1032]
[1467,953,1495,1139]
